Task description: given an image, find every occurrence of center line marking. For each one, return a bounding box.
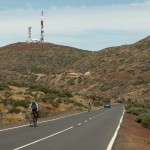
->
[14,126,73,150]
[89,118,92,120]
[78,123,81,126]
[84,120,87,122]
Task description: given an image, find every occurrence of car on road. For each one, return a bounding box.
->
[104,102,110,108]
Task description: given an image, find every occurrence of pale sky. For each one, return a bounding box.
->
[0,0,150,50]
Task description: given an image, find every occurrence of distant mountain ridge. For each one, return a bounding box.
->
[0,37,150,102]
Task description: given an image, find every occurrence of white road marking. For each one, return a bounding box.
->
[78,123,81,126]
[93,116,95,118]
[84,120,87,123]
[89,118,92,120]
[38,111,86,124]
[106,107,125,150]
[0,111,86,132]
[1,108,103,132]
[0,124,29,132]
[14,126,73,150]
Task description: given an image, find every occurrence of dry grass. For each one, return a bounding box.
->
[56,103,67,112]
[9,86,32,101]
[0,104,8,113]
[10,94,26,101]
[0,91,5,99]
[9,86,28,93]
[42,103,53,110]
[2,113,25,125]
[15,106,26,112]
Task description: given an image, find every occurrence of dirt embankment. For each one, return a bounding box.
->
[113,113,150,150]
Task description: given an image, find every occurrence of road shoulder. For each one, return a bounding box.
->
[112,113,150,150]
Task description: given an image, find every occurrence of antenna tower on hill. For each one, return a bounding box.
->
[41,11,44,43]
[28,26,32,43]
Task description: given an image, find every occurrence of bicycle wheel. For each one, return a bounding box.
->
[30,118,34,127]
[33,114,38,127]
[34,120,37,127]
[30,114,35,127]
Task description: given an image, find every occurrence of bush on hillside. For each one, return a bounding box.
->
[1,98,15,106]
[40,95,55,103]
[125,101,150,110]
[135,113,150,123]
[126,107,148,116]
[4,91,12,98]
[57,91,73,98]
[51,100,60,107]
[29,84,73,98]
[117,98,125,103]
[14,100,30,108]
[9,108,21,114]
[0,84,10,91]
[38,109,51,118]
[93,101,103,107]
[8,81,29,88]
[63,98,74,104]
[132,79,150,86]
[74,101,84,107]
[142,117,150,129]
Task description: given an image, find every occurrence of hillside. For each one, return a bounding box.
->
[0,37,150,99]
[0,37,150,124]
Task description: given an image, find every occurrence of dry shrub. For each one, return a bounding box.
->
[42,103,53,110]
[57,103,67,112]
[16,106,26,112]
[2,113,25,125]
[0,104,8,113]
[66,104,73,109]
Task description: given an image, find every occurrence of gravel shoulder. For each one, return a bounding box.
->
[112,113,150,150]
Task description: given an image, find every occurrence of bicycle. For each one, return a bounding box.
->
[87,101,92,112]
[88,105,91,112]
[30,111,38,127]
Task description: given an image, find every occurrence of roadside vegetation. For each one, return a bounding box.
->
[125,101,150,129]
[0,80,88,125]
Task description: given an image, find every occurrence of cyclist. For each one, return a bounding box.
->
[29,99,38,123]
[88,101,91,112]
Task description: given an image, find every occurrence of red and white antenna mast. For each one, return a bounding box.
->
[41,11,44,43]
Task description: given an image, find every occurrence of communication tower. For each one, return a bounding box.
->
[41,11,44,43]
[28,26,32,43]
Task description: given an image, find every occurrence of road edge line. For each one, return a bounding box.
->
[106,106,125,150]
[0,108,102,132]
[0,111,84,132]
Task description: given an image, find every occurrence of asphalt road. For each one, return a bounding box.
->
[0,105,124,150]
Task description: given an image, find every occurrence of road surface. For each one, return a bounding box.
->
[0,105,124,150]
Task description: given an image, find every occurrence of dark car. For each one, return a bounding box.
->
[104,102,110,108]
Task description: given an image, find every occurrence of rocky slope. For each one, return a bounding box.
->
[0,37,150,102]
